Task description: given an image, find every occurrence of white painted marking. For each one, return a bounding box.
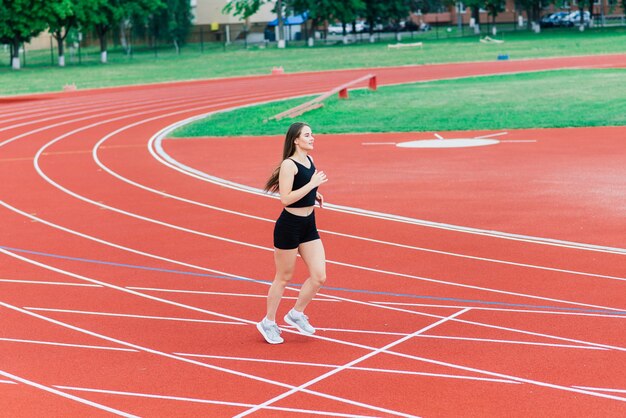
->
[95,122,626,288]
[371,301,626,318]
[0,337,138,352]
[0,300,418,418]
[126,286,338,302]
[22,110,624,318]
[25,307,246,326]
[4,248,626,405]
[152,123,626,255]
[235,309,469,417]
[0,379,17,385]
[474,132,508,139]
[53,385,379,417]
[28,118,626,318]
[396,139,500,148]
[176,353,518,384]
[415,334,606,350]
[0,278,101,287]
[0,370,138,417]
[573,386,626,394]
[500,140,537,143]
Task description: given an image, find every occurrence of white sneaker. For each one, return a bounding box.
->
[257,320,284,344]
[284,309,315,335]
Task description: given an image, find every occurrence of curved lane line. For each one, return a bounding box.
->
[153,124,626,256]
[30,108,626,314]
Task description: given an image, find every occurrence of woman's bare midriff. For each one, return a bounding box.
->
[285,206,315,217]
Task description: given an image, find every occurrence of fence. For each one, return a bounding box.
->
[2,17,625,69]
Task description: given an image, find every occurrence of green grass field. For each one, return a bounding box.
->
[1,27,625,96]
[171,68,626,136]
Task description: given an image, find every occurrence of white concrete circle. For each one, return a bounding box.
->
[396,139,500,148]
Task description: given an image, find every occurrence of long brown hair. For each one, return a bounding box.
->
[264,122,309,193]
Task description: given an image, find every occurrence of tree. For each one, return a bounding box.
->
[151,0,192,53]
[330,0,364,42]
[224,0,286,48]
[515,0,543,29]
[76,0,125,63]
[47,0,75,67]
[288,0,336,45]
[119,0,164,55]
[362,0,387,41]
[484,0,505,31]
[464,0,484,30]
[0,0,50,70]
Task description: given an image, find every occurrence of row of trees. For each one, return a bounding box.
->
[0,0,193,70]
[224,0,622,46]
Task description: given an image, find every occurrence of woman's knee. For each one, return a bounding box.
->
[274,270,294,285]
[311,270,326,286]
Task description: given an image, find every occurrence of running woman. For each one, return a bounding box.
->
[257,122,328,344]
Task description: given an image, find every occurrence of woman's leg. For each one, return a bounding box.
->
[265,247,298,321]
[294,239,326,313]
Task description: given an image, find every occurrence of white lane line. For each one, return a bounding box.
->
[0,92,205,148]
[414,335,606,350]
[0,95,160,133]
[0,94,136,122]
[97,127,626,286]
[371,301,626,318]
[0,278,101,287]
[0,81,299,149]
[573,386,626,394]
[474,132,509,139]
[53,385,380,417]
[151,122,626,256]
[175,353,518,385]
[29,119,626,315]
[78,83,626,288]
[0,379,18,384]
[3,221,625,355]
[0,300,417,418]
[0,337,138,352]
[0,370,138,417]
[235,309,469,418]
[34,125,626,319]
[320,289,626,352]
[25,307,246,326]
[23,306,606,351]
[103,130,626,284]
[4,248,626,404]
[3,87,620,402]
[126,286,338,302]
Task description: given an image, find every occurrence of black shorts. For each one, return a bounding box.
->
[273,209,320,250]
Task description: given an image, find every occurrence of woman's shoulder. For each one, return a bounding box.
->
[280,158,298,173]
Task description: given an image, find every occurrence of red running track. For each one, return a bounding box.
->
[0,54,625,417]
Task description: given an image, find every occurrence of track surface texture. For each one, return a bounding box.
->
[1,54,625,417]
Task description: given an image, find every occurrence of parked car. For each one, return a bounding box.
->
[539,12,569,28]
[327,21,365,35]
[561,11,591,27]
[362,21,384,32]
[328,23,349,35]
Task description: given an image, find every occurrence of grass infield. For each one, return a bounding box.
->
[1,27,626,96]
[171,68,626,136]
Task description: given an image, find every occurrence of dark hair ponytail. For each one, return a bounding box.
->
[264,122,309,193]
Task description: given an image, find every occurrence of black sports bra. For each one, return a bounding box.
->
[287,156,317,208]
